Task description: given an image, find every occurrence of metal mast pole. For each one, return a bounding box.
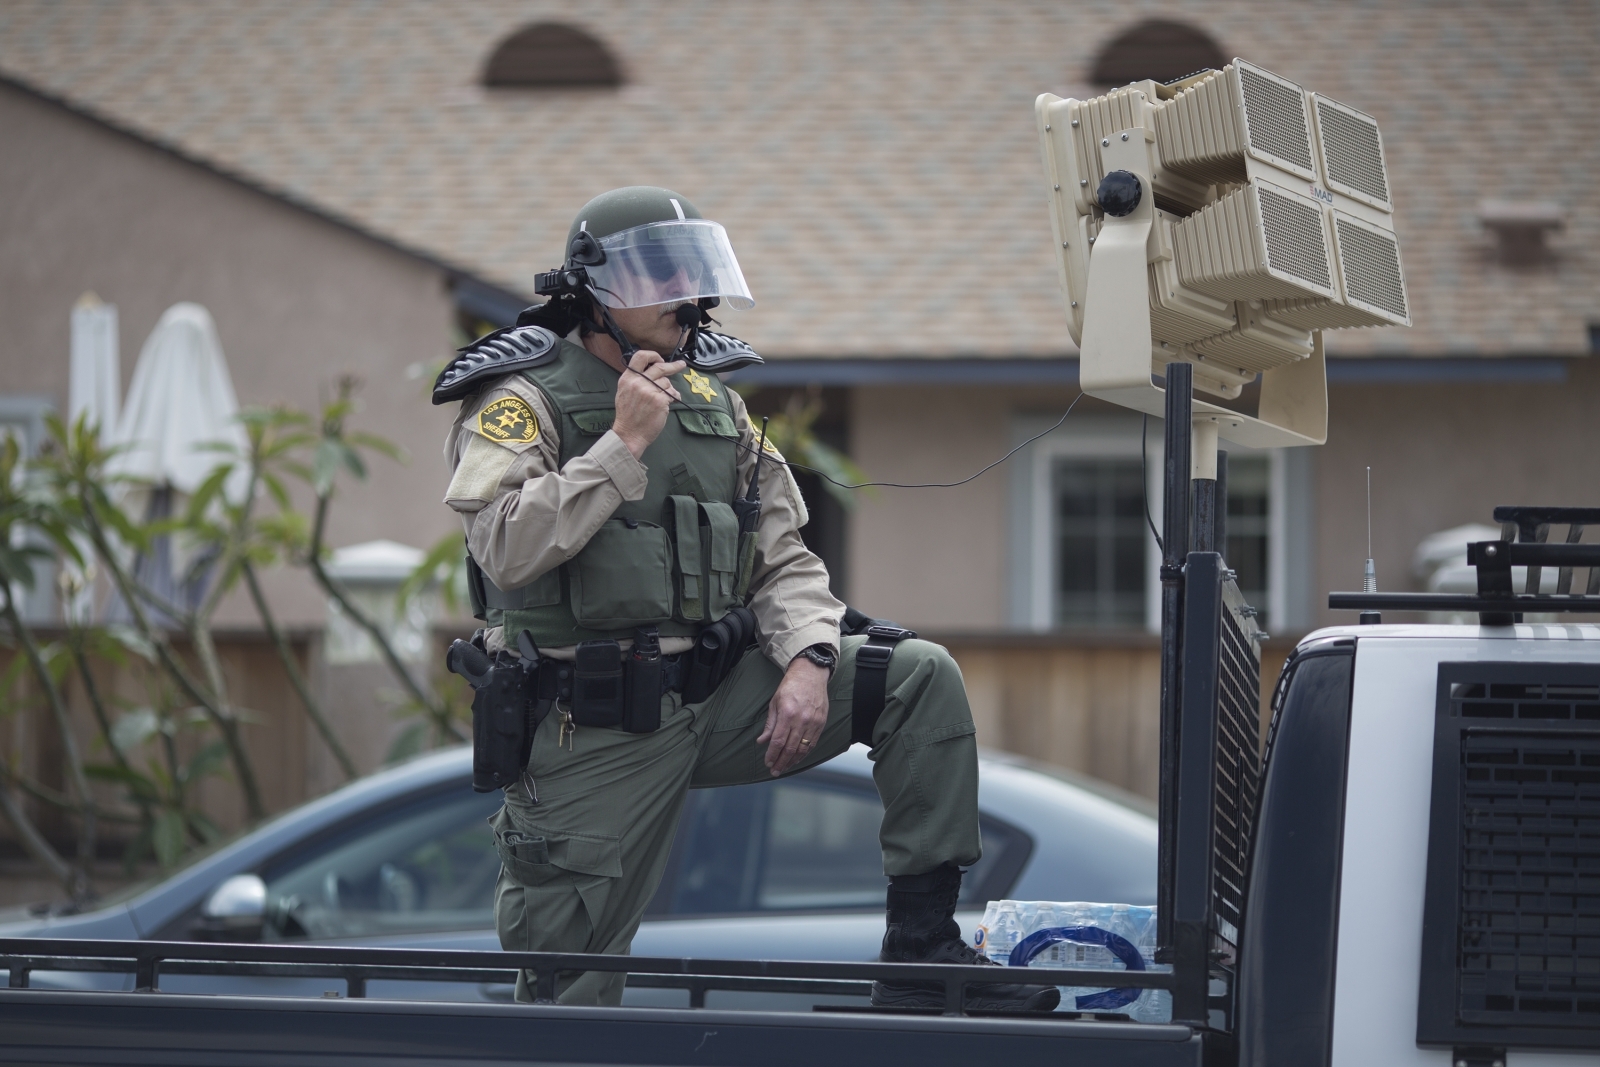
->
[1156,362,1193,953]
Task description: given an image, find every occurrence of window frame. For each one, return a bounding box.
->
[1011,412,1293,633]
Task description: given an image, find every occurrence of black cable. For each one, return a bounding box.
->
[719,391,1084,491]
[1141,414,1164,554]
[618,355,1086,492]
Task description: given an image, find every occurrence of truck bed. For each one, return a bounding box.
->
[0,937,1210,1066]
[0,988,1208,1066]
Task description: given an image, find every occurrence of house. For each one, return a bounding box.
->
[1,1,1595,804]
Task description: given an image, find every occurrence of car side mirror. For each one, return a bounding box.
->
[196,874,266,941]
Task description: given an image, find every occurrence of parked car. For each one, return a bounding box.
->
[0,745,1155,1007]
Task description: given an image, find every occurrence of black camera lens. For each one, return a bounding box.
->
[1096,170,1142,218]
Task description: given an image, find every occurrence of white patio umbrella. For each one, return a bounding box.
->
[107,302,250,617]
[62,293,120,622]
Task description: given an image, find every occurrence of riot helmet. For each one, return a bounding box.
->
[564,186,755,311]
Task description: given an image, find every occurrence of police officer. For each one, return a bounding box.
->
[438,186,1056,1012]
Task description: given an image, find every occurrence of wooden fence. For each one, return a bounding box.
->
[0,629,1294,872]
[941,633,1293,802]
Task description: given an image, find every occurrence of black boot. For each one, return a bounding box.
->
[871,864,1060,1012]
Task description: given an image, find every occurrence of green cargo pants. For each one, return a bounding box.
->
[492,634,980,1005]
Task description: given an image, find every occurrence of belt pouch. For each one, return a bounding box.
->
[572,640,624,727]
[623,627,662,734]
[680,621,728,705]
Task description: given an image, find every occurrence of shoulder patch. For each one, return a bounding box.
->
[475,396,539,444]
[431,325,559,405]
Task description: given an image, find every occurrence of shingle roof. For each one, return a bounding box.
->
[2,1,1595,358]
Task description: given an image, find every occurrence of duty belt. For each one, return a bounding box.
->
[537,652,690,705]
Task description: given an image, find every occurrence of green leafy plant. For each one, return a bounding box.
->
[735,386,869,509]
[284,379,463,749]
[87,701,226,870]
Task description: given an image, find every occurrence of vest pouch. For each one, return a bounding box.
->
[699,501,741,620]
[664,496,705,622]
[568,519,674,629]
[570,408,615,436]
[572,640,624,728]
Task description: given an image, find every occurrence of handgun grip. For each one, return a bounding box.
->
[446,639,493,687]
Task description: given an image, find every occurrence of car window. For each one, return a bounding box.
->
[658,773,1029,916]
[260,786,502,940]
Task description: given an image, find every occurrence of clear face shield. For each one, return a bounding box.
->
[583,220,755,311]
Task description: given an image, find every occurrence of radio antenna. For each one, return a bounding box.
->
[1364,467,1376,592]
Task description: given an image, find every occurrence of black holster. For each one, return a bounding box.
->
[447,631,548,792]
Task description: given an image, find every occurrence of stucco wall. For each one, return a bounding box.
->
[846,383,1084,630]
[848,367,1600,638]
[0,82,461,627]
[1313,361,1600,629]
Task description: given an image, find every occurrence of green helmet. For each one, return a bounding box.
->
[563,186,754,311]
[567,186,703,245]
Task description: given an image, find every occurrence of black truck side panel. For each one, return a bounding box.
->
[0,990,1208,1067]
[1236,640,1355,1067]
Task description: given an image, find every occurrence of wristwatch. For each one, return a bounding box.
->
[796,644,838,674]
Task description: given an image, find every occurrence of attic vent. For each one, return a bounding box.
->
[1090,19,1226,87]
[483,23,622,88]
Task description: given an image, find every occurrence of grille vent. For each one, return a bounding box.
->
[1174,183,1335,303]
[1315,97,1391,211]
[1213,601,1263,941]
[1420,664,1600,1050]
[1260,185,1333,292]
[1153,65,1248,185]
[1333,215,1408,323]
[1238,63,1315,178]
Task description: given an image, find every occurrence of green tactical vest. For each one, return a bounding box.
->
[475,338,756,649]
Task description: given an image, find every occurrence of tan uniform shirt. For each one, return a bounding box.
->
[442,341,843,668]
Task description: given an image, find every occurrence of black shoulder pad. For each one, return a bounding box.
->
[688,329,766,374]
[432,325,560,405]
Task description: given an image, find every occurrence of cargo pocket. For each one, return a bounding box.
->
[568,519,674,629]
[492,808,623,963]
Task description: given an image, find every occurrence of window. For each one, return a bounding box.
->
[483,23,622,89]
[260,786,503,940]
[1013,415,1298,633]
[1225,456,1271,619]
[654,772,1028,915]
[1054,459,1147,627]
[1090,20,1227,87]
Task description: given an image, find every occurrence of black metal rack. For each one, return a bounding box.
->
[1331,507,1600,625]
[0,937,1178,1014]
